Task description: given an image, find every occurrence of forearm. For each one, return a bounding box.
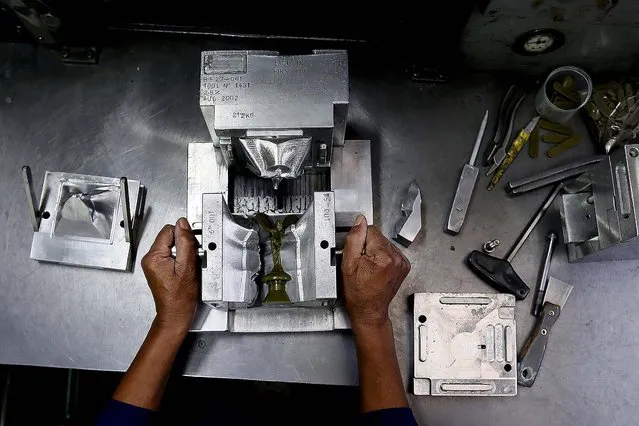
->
[353,318,409,413]
[112,318,187,411]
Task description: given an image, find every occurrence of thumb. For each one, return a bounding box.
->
[174,217,197,273]
[343,215,368,271]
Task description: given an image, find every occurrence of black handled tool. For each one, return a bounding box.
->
[467,184,563,300]
[467,250,529,299]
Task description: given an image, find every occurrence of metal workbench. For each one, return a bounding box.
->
[1,41,636,426]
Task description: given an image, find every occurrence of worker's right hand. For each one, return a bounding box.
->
[342,215,411,331]
[141,218,200,333]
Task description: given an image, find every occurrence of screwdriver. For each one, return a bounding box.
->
[446,110,489,234]
[467,184,563,300]
[487,116,540,191]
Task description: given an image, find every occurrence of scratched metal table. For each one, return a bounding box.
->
[0,40,636,426]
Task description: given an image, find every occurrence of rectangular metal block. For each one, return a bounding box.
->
[313,192,337,300]
[413,292,517,396]
[187,143,228,231]
[331,140,374,227]
[201,193,224,302]
[230,308,335,333]
[200,50,349,148]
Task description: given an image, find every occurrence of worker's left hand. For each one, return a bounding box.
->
[141,218,200,332]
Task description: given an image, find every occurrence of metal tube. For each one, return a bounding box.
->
[120,177,132,243]
[510,164,594,195]
[505,183,563,263]
[533,233,557,316]
[507,156,604,194]
[22,166,40,231]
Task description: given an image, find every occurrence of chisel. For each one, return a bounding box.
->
[518,276,574,387]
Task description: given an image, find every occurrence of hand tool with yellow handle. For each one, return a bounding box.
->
[487,116,540,191]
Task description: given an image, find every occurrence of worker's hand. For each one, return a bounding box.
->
[342,215,411,331]
[141,218,200,333]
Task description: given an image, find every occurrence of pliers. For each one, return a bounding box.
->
[482,86,526,175]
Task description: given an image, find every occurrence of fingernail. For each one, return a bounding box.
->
[178,217,191,230]
[354,215,365,227]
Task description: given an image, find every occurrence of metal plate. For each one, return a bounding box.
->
[331,140,374,227]
[413,292,517,396]
[560,193,597,244]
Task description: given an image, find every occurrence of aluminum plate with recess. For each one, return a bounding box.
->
[413,293,517,396]
[28,171,144,271]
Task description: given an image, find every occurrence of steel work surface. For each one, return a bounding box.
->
[1,41,636,426]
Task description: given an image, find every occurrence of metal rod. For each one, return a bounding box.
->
[507,156,604,194]
[120,177,132,243]
[505,183,564,263]
[22,166,40,231]
[469,110,489,166]
[533,233,557,316]
[510,164,595,195]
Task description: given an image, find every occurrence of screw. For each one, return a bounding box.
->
[549,310,555,316]
[630,148,639,158]
[197,339,207,348]
[483,239,500,253]
[86,50,94,60]
[541,329,547,335]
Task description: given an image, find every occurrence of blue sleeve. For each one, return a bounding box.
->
[362,407,418,425]
[94,399,156,426]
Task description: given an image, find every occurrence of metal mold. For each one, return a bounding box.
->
[24,167,145,271]
[560,145,639,261]
[413,292,517,396]
[200,50,349,188]
[190,50,371,332]
[200,193,260,308]
[188,141,370,332]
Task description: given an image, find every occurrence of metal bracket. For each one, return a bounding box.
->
[59,46,99,65]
